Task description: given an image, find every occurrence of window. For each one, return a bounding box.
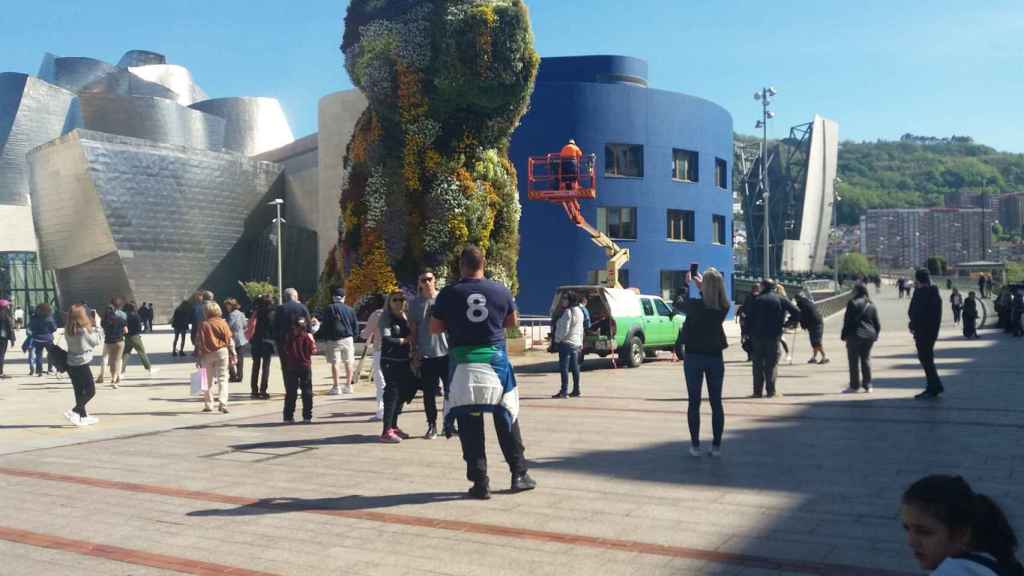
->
[660,270,688,301]
[597,207,637,240]
[641,298,655,316]
[605,143,644,177]
[715,158,728,189]
[588,269,629,288]
[654,298,674,317]
[672,149,698,182]
[712,214,726,245]
[667,209,695,242]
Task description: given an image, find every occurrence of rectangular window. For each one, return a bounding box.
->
[715,157,728,189]
[672,149,699,182]
[597,207,637,240]
[641,298,655,316]
[660,270,687,301]
[605,143,644,177]
[667,209,695,242]
[712,214,726,245]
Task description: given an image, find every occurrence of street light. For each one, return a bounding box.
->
[754,86,776,278]
[832,177,843,289]
[268,198,285,305]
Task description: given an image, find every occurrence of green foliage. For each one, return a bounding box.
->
[1007,261,1024,283]
[239,281,278,302]
[837,253,877,278]
[925,256,948,276]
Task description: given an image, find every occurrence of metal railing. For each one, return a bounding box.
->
[814,289,855,319]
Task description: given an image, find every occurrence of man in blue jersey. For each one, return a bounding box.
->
[431,245,536,500]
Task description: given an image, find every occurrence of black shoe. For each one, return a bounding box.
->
[915,390,939,400]
[171,351,178,357]
[468,479,491,500]
[283,417,295,423]
[250,393,260,400]
[443,421,458,439]
[301,418,312,424]
[568,390,581,398]
[510,472,537,493]
[260,392,271,399]
[551,392,568,399]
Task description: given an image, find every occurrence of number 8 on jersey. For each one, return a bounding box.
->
[466,294,489,323]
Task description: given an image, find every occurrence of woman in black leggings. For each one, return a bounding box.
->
[378,291,416,443]
[249,295,274,399]
[63,304,103,426]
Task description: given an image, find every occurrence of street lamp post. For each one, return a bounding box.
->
[268,198,285,305]
[833,178,842,289]
[754,87,776,279]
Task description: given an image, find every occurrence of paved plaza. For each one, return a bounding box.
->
[1,288,1022,575]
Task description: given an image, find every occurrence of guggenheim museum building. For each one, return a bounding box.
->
[0,51,731,317]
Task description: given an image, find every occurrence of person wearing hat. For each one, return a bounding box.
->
[909,268,943,399]
[315,287,358,395]
[0,300,15,379]
[559,139,582,191]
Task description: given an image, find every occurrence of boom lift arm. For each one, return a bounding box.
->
[560,200,629,289]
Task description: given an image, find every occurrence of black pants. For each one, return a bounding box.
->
[381,359,416,433]
[846,338,874,389]
[283,367,313,421]
[963,316,978,338]
[0,339,7,375]
[915,337,943,393]
[1014,312,1024,337]
[751,337,780,396]
[173,330,188,353]
[251,346,272,395]
[67,364,96,418]
[456,413,527,482]
[418,356,448,425]
[952,306,962,324]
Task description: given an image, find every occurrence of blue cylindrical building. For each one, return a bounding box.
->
[511,55,734,313]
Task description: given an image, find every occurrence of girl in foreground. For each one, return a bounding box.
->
[901,475,1022,575]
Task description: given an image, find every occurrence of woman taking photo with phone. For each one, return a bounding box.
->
[679,267,730,457]
[63,304,103,426]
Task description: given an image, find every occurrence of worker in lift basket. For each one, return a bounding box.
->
[559,139,582,191]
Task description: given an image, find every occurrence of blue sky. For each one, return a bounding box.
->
[3,1,1022,151]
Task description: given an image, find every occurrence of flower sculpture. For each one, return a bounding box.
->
[317,0,539,306]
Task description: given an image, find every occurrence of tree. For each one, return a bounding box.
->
[925,256,948,276]
[239,280,278,303]
[837,253,877,279]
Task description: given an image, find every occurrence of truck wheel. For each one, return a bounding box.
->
[618,335,644,368]
[674,339,685,361]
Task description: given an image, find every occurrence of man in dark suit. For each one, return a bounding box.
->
[746,279,800,398]
[909,268,943,399]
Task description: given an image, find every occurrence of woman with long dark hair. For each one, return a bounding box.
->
[901,474,1023,575]
[63,304,103,425]
[378,291,416,443]
[249,294,275,399]
[680,268,730,457]
[28,302,57,376]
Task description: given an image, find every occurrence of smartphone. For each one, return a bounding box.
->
[689,262,699,276]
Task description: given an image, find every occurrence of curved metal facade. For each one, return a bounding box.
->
[190,97,295,156]
[75,94,225,151]
[129,64,207,106]
[0,73,78,206]
[37,56,118,93]
[79,68,182,101]
[28,130,285,317]
[510,56,734,313]
[117,50,166,68]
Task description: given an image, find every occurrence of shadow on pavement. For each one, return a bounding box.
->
[186,491,466,518]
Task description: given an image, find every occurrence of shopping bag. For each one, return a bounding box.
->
[190,368,208,395]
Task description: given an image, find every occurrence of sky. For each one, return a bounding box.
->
[2,0,1023,152]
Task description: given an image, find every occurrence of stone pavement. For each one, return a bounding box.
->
[1,287,1022,575]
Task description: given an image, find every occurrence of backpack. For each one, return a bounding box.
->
[316,304,347,341]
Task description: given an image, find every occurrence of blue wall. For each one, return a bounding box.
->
[511,55,734,314]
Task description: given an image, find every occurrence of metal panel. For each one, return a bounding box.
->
[0,73,78,207]
[117,50,166,68]
[128,64,208,106]
[37,56,117,93]
[796,115,839,272]
[28,129,284,315]
[190,97,294,156]
[79,68,182,102]
[76,94,225,150]
[317,90,367,270]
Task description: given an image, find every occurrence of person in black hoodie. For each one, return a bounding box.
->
[963,291,980,339]
[795,293,828,364]
[909,268,943,399]
[746,279,800,398]
[840,283,881,393]
[378,291,417,443]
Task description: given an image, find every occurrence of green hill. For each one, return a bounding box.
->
[736,134,1024,225]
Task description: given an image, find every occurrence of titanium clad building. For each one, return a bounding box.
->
[510,56,734,313]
